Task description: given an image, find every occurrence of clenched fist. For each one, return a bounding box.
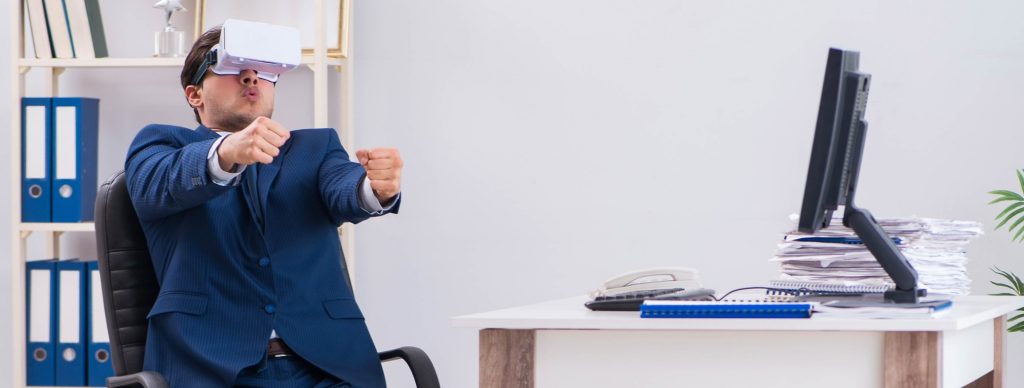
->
[356,148,403,204]
[217,116,290,170]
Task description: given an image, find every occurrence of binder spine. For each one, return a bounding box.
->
[640,303,813,319]
[51,98,100,222]
[26,260,57,385]
[78,98,100,221]
[87,260,114,386]
[22,98,53,222]
[55,260,88,386]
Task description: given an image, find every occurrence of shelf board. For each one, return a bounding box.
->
[20,222,95,232]
[20,57,184,68]
[19,56,344,68]
[305,56,346,66]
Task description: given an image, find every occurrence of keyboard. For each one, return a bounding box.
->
[585,288,716,311]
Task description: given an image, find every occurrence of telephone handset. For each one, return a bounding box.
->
[596,267,702,297]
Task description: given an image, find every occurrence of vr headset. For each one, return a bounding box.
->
[191,19,301,86]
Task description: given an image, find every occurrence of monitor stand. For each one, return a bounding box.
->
[844,205,925,303]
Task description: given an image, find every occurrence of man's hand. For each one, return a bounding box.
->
[356,148,403,204]
[217,116,290,170]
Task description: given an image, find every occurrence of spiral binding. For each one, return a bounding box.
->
[766,280,891,295]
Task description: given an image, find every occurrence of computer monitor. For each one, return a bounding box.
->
[797,48,923,303]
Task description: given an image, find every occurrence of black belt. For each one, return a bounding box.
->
[267,338,295,358]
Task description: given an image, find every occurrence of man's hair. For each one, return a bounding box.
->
[180,26,222,124]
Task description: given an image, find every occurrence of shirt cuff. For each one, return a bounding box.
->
[358,176,398,214]
[207,136,245,186]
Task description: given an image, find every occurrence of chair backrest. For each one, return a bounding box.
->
[94,170,159,376]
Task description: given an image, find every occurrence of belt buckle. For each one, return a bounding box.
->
[268,339,292,358]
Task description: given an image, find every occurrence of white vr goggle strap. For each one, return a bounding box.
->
[192,48,282,84]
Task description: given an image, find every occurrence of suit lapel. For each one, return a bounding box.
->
[196,124,290,232]
[202,124,263,230]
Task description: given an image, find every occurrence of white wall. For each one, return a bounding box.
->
[2,1,1024,387]
[351,1,1024,387]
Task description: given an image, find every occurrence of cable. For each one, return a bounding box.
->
[714,287,808,301]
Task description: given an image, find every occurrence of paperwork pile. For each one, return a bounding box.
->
[772,214,983,295]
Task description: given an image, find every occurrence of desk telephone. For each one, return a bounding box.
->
[585,267,716,311]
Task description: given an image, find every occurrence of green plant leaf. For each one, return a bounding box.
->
[1012,224,1024,242]
[992,292,1017,296]
[1007,214,1024,233]
[1016,169,1024,193]
[1009,320,1024,332]
[996,202,1024,221]
[990,197,1020,205]
[991,281,1015,291]
[997,267,1015,284]
[1010,313,1024,322]
[997,201,1024,217]
[995,207,1024,230]
[1010,273,1024,294]
[994,266,1011,277]
[990,190,1024,200]
[994,267,1024,294]
[1011,272,1024,294]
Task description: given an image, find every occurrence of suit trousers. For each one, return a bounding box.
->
[234,354,351,388]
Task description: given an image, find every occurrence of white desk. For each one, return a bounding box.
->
[453,295,1024,388]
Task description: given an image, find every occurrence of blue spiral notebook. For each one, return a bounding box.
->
[640,300,814,319]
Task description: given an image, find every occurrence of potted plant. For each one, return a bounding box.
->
[987,170,1024,332]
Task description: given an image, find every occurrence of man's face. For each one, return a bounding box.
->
[191,68,276,132]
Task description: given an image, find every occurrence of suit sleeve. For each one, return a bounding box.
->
[125,125,233,221]
[318,129,398,225]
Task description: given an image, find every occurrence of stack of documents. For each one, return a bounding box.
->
[772,214,983,295]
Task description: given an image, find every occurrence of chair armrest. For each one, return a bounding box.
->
[106,371,169,388]
[379,346,440,388]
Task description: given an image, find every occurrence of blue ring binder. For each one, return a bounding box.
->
[640,302,814,319]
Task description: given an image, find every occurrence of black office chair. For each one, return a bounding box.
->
[94,170,440,388]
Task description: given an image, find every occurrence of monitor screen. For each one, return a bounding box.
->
[798,48,869,234]
[794,48,921,303]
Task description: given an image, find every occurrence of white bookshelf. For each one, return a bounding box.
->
[8,1,356,387]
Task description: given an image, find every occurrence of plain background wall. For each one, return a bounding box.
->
[3,1,1024,387]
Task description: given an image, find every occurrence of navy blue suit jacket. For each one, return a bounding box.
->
[125,124,396,387]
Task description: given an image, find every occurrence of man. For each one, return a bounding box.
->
[125,25,401,387]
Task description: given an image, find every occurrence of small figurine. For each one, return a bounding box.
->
[153,0,187,31]
[153,0,188,57]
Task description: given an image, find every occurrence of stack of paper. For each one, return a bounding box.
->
[772,214,983,295]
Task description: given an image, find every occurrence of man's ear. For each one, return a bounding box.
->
[184,85,203,109]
